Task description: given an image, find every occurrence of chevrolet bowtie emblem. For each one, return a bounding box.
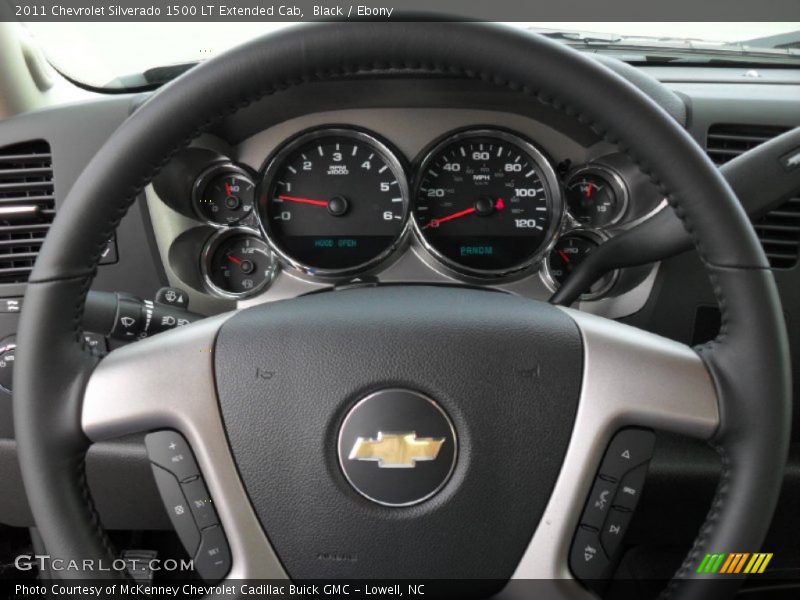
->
[349,432,445,468]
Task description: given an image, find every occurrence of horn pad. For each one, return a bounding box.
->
[215,286,582,580]
[338,388,458,507]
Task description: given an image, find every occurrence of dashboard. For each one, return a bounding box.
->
[149,108,665,318]
[1,60,799,546]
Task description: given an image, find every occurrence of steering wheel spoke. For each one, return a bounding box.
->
[82,314,286,580]
[506,309,719,594]
[16,23,788,598]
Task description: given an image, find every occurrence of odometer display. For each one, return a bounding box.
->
[260,128,409,276]
[413,129,562,277]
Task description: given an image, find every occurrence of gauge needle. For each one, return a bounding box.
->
[424,206,476,229]
[226,255,243,265]
[224,181,233,196]
[558,250,571,264]
[584,183,593,198]
[276,194,329,207]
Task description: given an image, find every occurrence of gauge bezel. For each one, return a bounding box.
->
[192,163,258,228]
[411,127,564,280]
[564,164,630,229]
[540,229,619,301]
[200,227,277,300]
[257,126,411,281]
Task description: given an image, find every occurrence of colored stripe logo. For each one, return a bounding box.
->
[697,553,773,574]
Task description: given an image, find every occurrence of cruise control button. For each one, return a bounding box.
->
[600,508,633,558]
[600,429,655,481]
[195,526,231,583]
[150,465,200,556]
[613,462,648,511]
[145,431,199,482]
[182,478,218,530]
[570,525,611,582]
[582,477,617,529]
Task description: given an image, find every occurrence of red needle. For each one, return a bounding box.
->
[584,183,593,198]
[226,255,243,265]
[424,206,477,229]
[224,181,233,196]
[277,194,328,208]
[558,250,571,264]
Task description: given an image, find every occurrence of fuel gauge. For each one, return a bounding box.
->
[202,229,277,299]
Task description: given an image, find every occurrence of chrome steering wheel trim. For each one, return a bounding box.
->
[82,304,718,596]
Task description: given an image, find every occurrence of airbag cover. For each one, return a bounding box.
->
[215,286,582,579]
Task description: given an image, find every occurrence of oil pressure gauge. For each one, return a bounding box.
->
[194,164,256,226]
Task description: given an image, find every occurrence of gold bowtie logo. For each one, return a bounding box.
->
[349,432,445,468]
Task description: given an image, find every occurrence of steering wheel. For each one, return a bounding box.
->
[14,23,791,599]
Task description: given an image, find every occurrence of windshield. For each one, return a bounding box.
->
[23,22,800,89]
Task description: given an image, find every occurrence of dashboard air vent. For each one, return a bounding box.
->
[706,124,798,269]
[706,123,790,166]
[0,140,55,283]
[751,196,800,269]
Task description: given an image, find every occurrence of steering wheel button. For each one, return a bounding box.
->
[181,478,218,530]
[145,431,200,482]
[194,525,231,583]
[570,525,611,582]
[582,476,617,530]
[600,508,633,558]
[613,462,648,512]
[599,428,655,481]
[150,464,201,556]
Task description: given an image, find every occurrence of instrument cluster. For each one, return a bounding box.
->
[155,125,646,302]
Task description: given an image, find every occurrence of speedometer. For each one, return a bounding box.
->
[259,128,409,277]
[412,129,562,278]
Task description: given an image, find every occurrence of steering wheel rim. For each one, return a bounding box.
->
[14,22,790,599]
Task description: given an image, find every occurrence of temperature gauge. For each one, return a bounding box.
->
[202,230,277,299]
[541,231,617,300]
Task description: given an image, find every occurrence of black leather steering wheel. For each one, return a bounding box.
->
[14,23,791,599]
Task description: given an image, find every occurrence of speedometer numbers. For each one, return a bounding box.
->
[259,128,409,278]
[413,130,562,278]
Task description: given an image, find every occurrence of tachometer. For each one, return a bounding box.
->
[259,128,410,277]
[412,129,562,277]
